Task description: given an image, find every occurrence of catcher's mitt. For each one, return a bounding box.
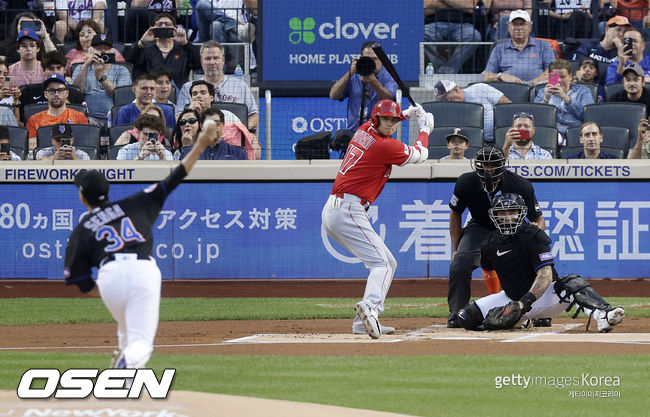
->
[483,301,523,330]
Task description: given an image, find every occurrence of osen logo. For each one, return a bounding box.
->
[290,17,399,44]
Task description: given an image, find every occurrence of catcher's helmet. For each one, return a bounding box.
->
[489,193,528,236]
[473,146,506,193]
[370,100,404,126]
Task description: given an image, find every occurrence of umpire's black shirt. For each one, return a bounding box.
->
[481,224,557,300]
[449,170,543,229]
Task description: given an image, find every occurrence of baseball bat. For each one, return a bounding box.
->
[371,42,415,106]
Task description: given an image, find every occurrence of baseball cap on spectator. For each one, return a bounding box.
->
[17,28,39,42]
[607,16,631,27]
[43,73,68,89]
[622,62,644,77]
[51,123,73,139]
[91,33,113,48]
[434,80,456,101]
[509,9,531,23]
[74,169,109,205]
[446,127,469,143]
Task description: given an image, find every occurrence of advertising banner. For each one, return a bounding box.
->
[0,181,648,280]
[262,0,423,81]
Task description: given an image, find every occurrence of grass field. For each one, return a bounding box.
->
[1,297,648,416]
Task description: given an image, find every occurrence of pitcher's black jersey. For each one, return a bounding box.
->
[64,164,187,291]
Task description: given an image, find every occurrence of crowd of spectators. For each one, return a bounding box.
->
[1,2,650,161]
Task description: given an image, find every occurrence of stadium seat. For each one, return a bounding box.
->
[113,85,135,106]
[565,126,630,157]
[36,124,101,150]
[107,146,124,160]
[476,82,530,103]
[212,102,249,128]
[583,102,646,144]
[421,102,484,129]
[7,126,29,160]
[493,103,557,130]
[494,125,559,158]
[427,127,484,147]
[109,124,133,146]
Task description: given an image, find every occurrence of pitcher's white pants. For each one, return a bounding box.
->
[322,194,396,326]
[96,254,161,368]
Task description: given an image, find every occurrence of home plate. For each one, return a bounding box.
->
[223,323,647,345]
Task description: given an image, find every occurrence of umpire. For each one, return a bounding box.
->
[447,146,545,328]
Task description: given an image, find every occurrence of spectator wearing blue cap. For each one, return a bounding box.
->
[26,73,89,147]
[8,28,45,87]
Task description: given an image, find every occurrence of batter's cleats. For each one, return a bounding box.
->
[110,350,126,368]
[596,307,625,333]
[352,323,395,335]
[354,302,381,339]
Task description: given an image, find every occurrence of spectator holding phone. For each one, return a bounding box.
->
[0,12,58,64]
[0,126,21,161]
[502,112,553,159]
[36,123,90,160]
[0,59,21,122]
[72,34,131,128]
[535,59,594,135]
[65,19,126,77]
[571,16,630,67]
[116,113,173,160]
[128,12,201,88]
[114,103,169,147]
[605,27,650,83]
[608,63,650,108]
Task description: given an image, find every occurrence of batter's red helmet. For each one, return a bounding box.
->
[370,100,404,125]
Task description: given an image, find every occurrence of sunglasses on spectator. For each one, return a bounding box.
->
[178,118,198,126]
[513,112,534,121]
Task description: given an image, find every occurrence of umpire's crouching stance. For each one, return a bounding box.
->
[457,193,625,333]
[64,120,221,368]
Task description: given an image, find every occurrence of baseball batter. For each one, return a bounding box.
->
[64,120,221,368]
[322,100,434,339]
[457,193,625,332]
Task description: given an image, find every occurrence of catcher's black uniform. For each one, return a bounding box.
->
[480,223,557,301]
[448,170,544,313]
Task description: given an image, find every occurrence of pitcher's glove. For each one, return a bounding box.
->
[483,301,523,330]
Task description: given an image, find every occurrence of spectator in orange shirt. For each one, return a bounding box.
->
[26,74,89,148]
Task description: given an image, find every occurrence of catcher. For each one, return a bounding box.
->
[457,193,625,333]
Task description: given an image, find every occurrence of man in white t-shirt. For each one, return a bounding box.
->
[434,80,511,142]
[55,0,106,43]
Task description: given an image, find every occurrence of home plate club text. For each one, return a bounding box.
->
[17,369,176,399]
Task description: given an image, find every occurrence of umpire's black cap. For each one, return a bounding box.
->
[74,170,109,206]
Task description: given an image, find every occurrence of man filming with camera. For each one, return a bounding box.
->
[116,113,173,161]
[73,33,131,128]
[329,41,398,131]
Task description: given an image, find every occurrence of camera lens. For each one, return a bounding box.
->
[356,56,376,77]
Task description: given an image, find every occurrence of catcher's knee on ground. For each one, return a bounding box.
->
[457,302,484,330]
[554,274,611,317]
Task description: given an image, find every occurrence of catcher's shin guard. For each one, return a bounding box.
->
[457,301,484,330]
[554,274,611,319]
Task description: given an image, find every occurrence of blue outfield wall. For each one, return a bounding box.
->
[0,181,648,280]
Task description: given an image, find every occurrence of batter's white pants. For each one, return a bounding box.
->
[96,254,162,368]
[475,284,575,319]
[322,194,396,325]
